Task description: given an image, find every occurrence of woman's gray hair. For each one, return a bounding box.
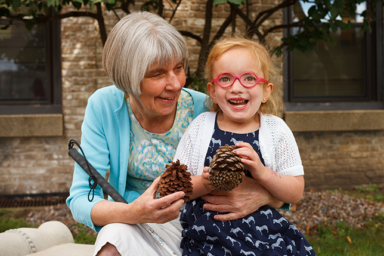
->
[102,12,189,98]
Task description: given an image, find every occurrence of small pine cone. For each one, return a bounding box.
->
[208,144,245,191]
[158,160,193,202]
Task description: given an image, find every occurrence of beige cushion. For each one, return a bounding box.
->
[26,243,94,256]
[0,221,93,256]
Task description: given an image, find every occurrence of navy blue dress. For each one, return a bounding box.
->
[180,119,315,256]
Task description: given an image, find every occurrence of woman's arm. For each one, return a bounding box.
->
[91,177,186,226]
[201,176,284,221]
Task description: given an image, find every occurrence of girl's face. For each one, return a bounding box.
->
[208,47,272,126]
[130,59,185,120]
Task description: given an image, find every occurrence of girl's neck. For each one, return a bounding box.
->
[216,111,260,133]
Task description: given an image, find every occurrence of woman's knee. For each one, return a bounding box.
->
[96,242,121,256]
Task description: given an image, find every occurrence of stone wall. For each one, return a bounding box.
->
[0,1,383,195]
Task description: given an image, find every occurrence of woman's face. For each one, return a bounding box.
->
[131,59,186,120]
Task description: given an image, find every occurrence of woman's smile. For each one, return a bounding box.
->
[158,95,177,102]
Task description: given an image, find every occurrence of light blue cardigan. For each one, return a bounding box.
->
[66,85,208,232]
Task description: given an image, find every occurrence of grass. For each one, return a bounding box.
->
[327,183,384,203]
[0,208,96,244]
[72,223,97,244]
[307,216,384,255]
[0,209,33,233]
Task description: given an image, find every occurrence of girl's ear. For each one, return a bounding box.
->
[207,82,217,103]
[264,83,273,100]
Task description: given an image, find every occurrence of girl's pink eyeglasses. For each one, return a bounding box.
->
[211,72,268,88]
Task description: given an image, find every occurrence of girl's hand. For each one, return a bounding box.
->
[130,177,185,224]
[201,167,214,192]
[234,142,266,180]
[201,176,283,221]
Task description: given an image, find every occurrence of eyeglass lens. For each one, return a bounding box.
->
[218,73,258,88]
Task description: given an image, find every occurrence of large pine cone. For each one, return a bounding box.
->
[158,160,193,202]
[208,144,245,191]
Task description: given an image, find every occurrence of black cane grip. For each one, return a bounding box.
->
[68,148,128,204]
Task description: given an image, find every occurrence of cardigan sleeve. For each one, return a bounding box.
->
[273,119,304,177]
[66,91,111,232]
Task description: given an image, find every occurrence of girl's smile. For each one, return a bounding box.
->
[208,47,272,132]
[228,97,248,110]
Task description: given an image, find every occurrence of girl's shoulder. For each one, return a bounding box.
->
[261,114,293,134]
[188,111,216,130]
[195,111,216,119]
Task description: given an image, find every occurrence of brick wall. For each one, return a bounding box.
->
[296,131,384,191]
[0,1,383,195]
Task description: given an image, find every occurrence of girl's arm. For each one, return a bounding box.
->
[235,142,304,204]
[189,168,215,200]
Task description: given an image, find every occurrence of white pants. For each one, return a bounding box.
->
[93,218,183,256]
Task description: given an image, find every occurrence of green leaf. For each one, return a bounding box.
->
[321,23,330,32]
[228,0,246,5]
[213,0,227,5]
[330,22,337,33]
[346,20,352,30]
[308,37,316,44]
[105,2,115,11]
[299,37,308,46]
[272,46,282,57]
[304,18,314,27]
[72,1,83,9]
[12,0,21,11]
[47,0,59,7]
[330,6,338,19]
[307,5,317,17]
[335,20,346,29]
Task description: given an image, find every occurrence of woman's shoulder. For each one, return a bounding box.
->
[182,88,209,117]
[88,85,124,107]
[182,87,207,99]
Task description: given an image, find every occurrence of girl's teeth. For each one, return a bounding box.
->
[229,100,246,104]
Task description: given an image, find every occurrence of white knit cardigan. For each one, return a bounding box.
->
[174,111,304,177]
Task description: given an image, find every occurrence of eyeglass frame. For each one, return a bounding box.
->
[210,72,269,88]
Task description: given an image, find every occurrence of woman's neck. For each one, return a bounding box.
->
[129,97,177,134]
[216,111,261,134]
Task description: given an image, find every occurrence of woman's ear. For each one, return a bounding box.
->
[207,82,217,103]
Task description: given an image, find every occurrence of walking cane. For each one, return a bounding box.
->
[68,140,177,256]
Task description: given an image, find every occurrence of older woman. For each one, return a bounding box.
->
[66,12,286,256]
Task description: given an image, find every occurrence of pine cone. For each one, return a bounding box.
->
[208,144,245,191]
[158,160,193,202]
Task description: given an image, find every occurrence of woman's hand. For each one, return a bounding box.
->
[91,177,185,226]
[130,177,185,224]
[200,176,283,221]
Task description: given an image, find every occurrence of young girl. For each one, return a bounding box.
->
[173,38,315,256]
